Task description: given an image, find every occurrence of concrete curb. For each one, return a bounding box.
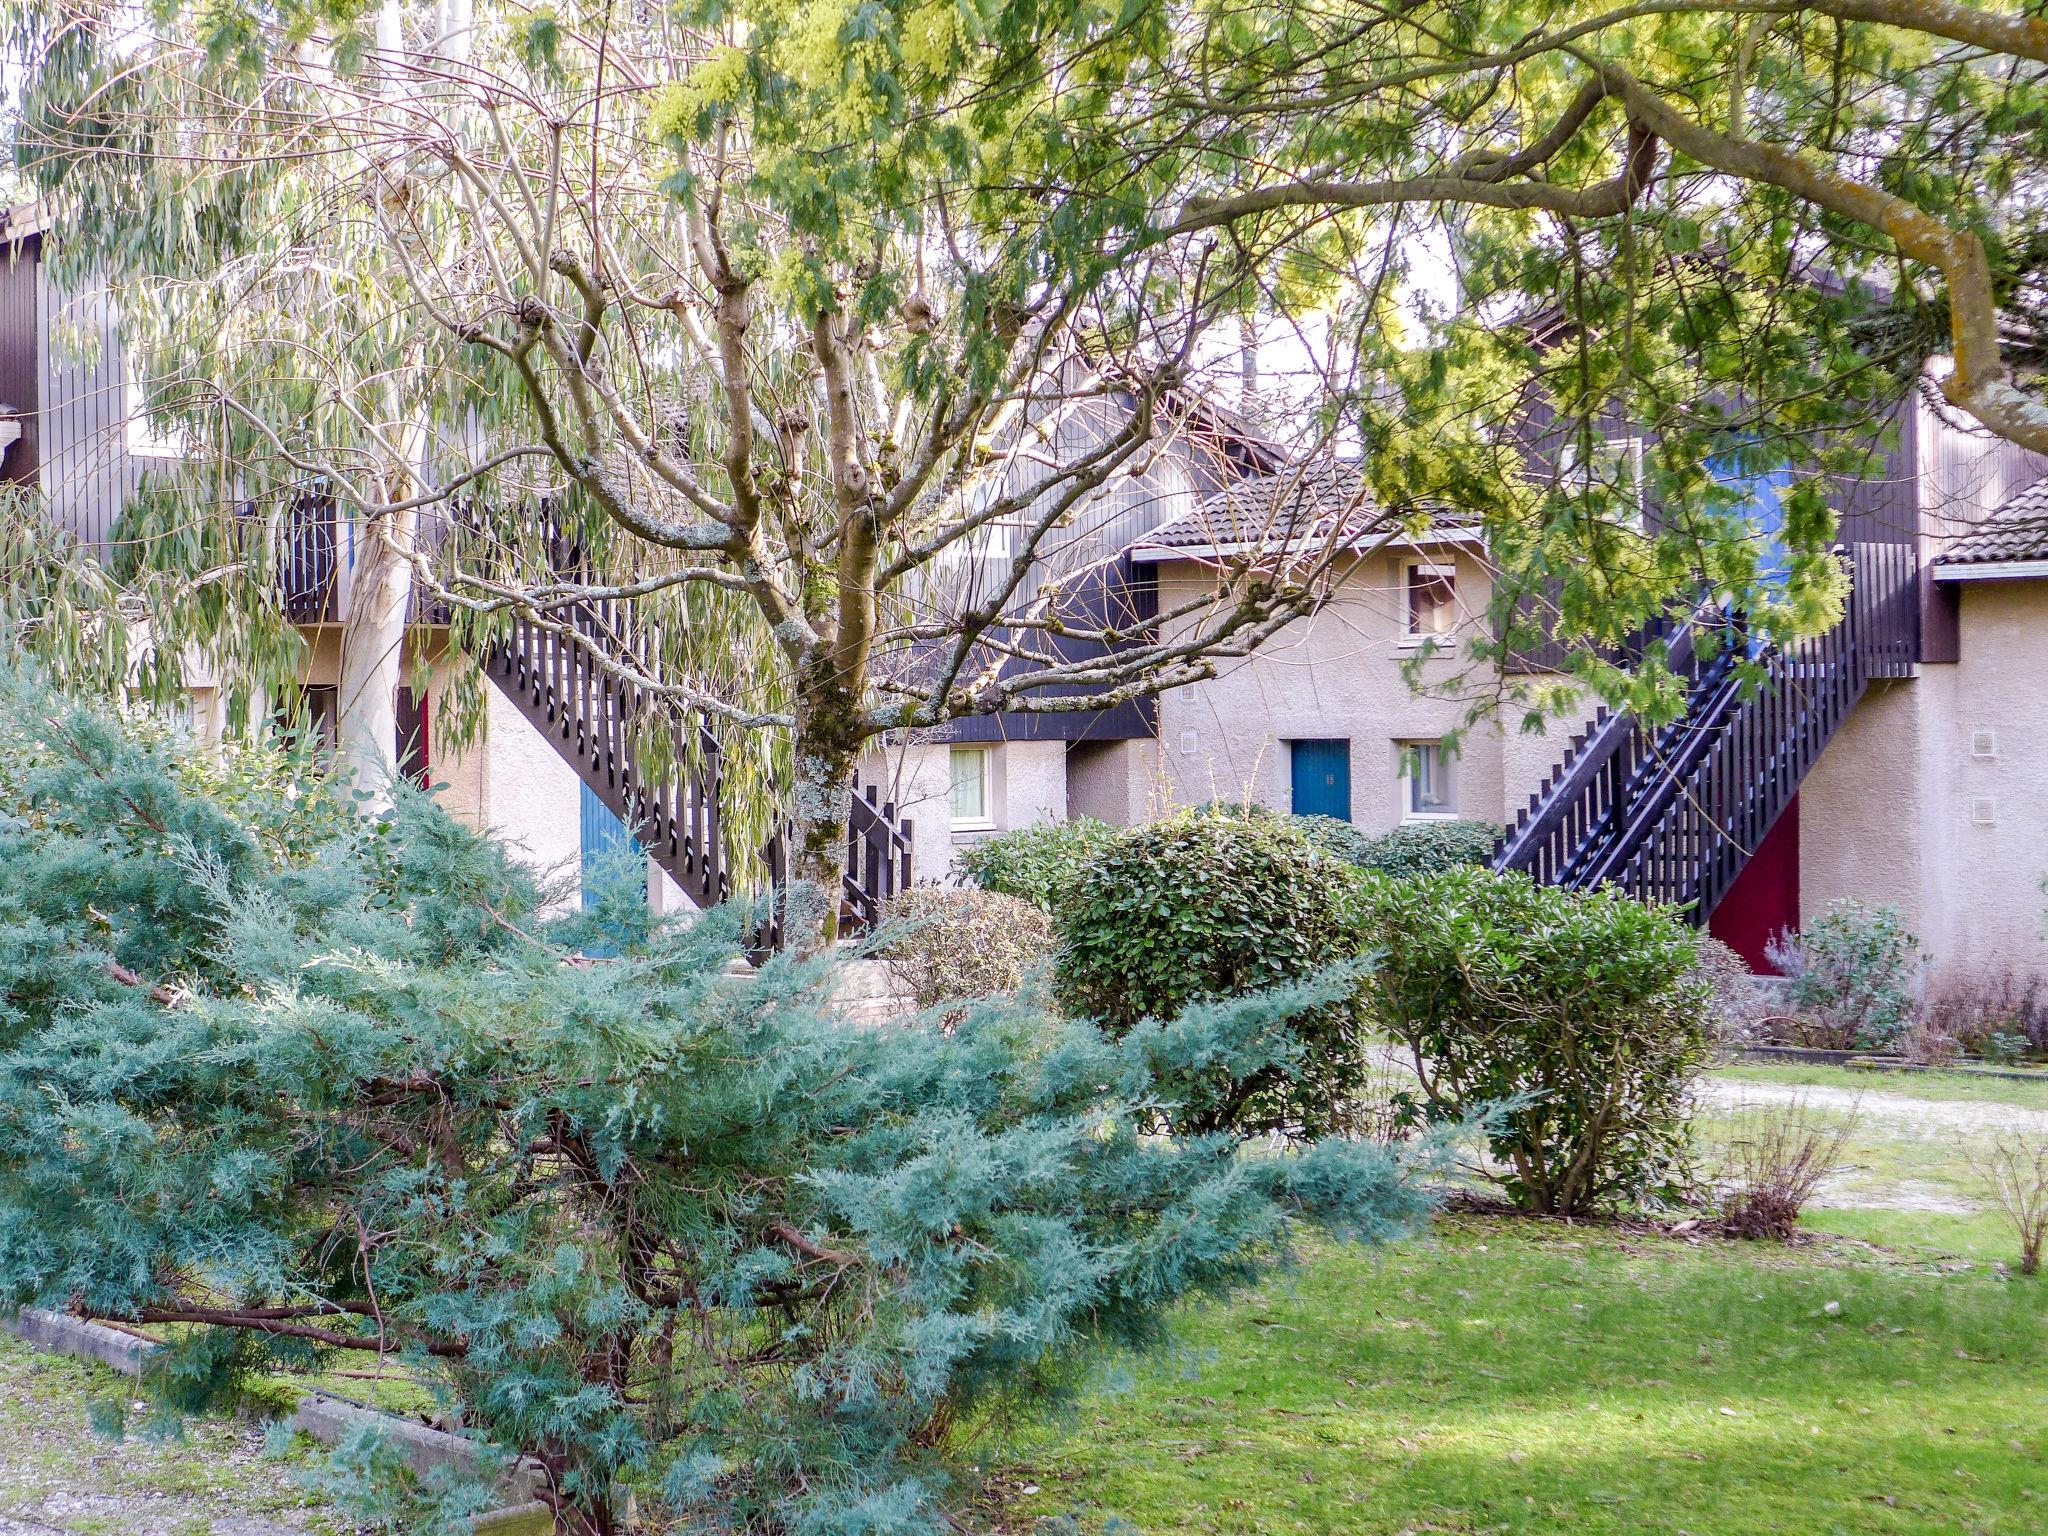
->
[5,1307,547,1522]
[5,1306,159,1375]
[287,1393,546,1504]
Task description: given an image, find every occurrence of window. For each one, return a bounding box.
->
[1403,561,1457,642]
[949,746,992,826]
[1559,435,1646,529]
[1400,740,1454,819]
[124,356,188,460]
[277,684,339,754]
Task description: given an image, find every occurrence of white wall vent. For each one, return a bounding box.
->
[1178,729,1200,758]
[1972,727,1998,759]
[1972,797,1998,826]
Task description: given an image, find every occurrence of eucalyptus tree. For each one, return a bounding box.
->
[2,0,1392,936]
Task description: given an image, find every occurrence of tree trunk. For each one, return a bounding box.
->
[788,679,862,953]
[336,508,416,808]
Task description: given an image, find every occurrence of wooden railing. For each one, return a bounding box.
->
[1496,542,1919,920]
[273,490,339,623]
[475,518,912,935]
[266,494,453,626]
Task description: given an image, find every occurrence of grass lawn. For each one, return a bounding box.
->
[998,1220,2047,1536]
[0,1331,335,1533]
[998,1062,2048,1535]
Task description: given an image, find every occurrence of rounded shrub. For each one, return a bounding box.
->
[1355,866,1713,1215]
[1765,900,1923,1050]
[1053,808,1370,1136]
[1357,818,1500,877]
[1190,800,1377,865]
[955,816,1121,912]
[879,886,1054,1012]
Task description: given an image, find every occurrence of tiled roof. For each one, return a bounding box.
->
[1936,476,2048,566]
[1134,459,1479,557]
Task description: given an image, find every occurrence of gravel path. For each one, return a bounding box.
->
[0,1337,331,1536]
[1700,1077,2048,1137]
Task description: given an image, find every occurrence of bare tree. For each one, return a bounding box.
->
[7,0,1410,938]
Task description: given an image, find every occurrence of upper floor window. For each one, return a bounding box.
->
[1403,561,1457,643]
[125,357,188,460]
[1559,434,1646,529]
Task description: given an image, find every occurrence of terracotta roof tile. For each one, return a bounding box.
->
[1937,476,2048,566]
[1137,459,1479,555]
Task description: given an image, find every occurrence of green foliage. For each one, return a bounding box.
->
[1355,819,1499,878]
[955,817,1121,912]
[1356,868,1713,1216]
[1767,901,1924,1051]
[0,672,1434,1536]
[877,886,1054,1010]
[1053,809,1370,1137]
[1292,814,1376,866]
[1191,802,1377,867]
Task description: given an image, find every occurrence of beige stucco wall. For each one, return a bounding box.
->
[1799,677,1930,941]
[1802,581,2048,993]
[1147,546,1573,833]
[1067,737,1164,825]
[860,737,1072,885]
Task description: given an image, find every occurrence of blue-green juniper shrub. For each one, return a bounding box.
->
[0,672,1436,1536]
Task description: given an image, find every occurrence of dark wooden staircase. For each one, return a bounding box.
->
[1495,542,1920,921]
[266,499,913,933]
[481,596,914,933]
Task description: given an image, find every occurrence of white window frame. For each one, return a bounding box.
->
[1400,559,1459,646]
[948,745,994,830]
[1398,739,1456,821]
[124,355,188,461]
[1559,434,1646,530]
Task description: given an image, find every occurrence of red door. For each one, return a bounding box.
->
[1709,794,1800,973]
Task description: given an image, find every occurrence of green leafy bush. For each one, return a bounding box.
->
[1766,900,1923,1050]
[878,885,1054,1011]
[1053,808,1370,1136]
[1190,800,1376,865]
[1292,814,1376,865]
[955,815,1121,911]
[1689,933,1768,1047]
[1357,819,1500,877]
[1356,867,1713,1216]
[0,673,1433,1536]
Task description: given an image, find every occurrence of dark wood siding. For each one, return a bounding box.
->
[0,231,40,488]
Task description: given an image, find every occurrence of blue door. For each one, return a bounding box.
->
[1289,739,1352,822]
[579,782,641,909]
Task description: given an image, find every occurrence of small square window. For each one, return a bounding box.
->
[949,746,992,826]
[1559,435,1646,530]
[1400,740,1454,818]
[1404,562,1457,641]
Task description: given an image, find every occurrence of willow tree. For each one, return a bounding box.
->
[3,0,1395,935]
[984,0,2048,712]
